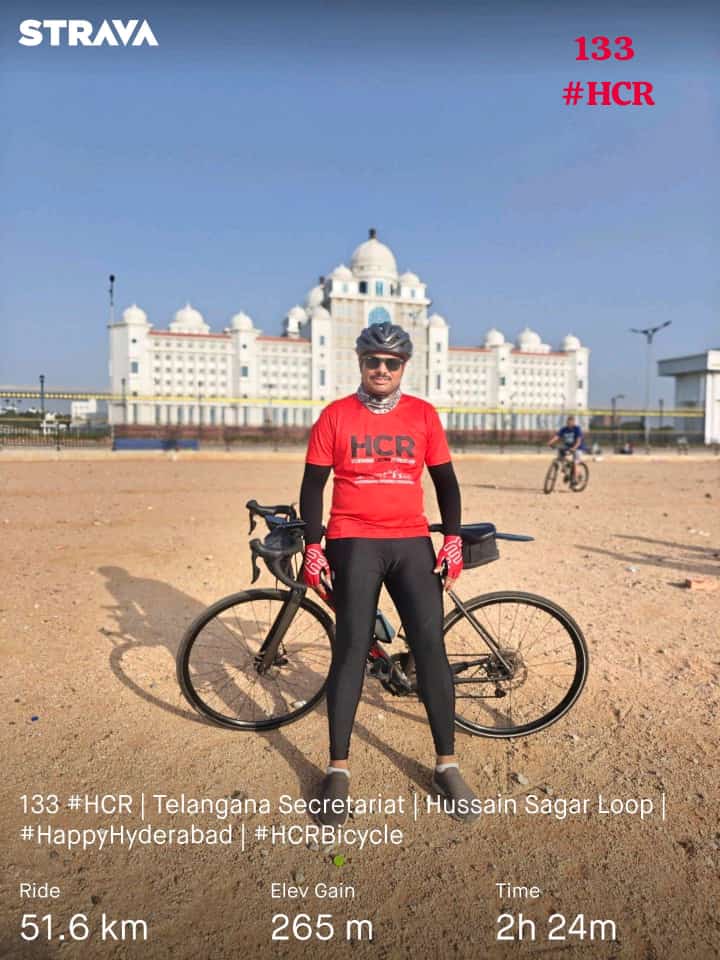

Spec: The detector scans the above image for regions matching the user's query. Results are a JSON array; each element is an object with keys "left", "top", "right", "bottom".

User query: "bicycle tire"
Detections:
[
  {"left": 543, "top": 460, "right": 559, "bottom": 494},
  {"left": 177, "top": 589, "right": 334, "bottom": 731},
  {"left": 571, "top": 462, "right": 589, "bottom": 492},
  {"left": 443, "top": 590, "right": 588, "bottom": 738}
]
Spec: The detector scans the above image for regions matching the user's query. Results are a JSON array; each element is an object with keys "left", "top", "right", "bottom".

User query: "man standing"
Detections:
[
  {"left": 299, "top": 321, "right": 479, "bottom": 825},
  {"left": 548, "top": 415, "right": 584, "bottom": 485}
]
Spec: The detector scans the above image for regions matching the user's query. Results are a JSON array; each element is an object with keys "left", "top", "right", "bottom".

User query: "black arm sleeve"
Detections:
[
  {"left": 299, "top": 464, "right": 331, "bottom": 544},
  {"left": 428, "top": 462, "right": 462, "bottom": 536}
]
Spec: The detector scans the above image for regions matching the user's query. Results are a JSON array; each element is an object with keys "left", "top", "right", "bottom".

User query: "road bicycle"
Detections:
[
  {"left": 176, "top": 500, "right": 589, "bottom": 739},
  {"left": 543, "top": 449, "right": 589, "bottom": 494}
]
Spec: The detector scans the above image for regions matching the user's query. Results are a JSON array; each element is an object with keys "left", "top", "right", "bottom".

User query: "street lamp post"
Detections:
[
  {"left": 39, "top": 374, "right": 45, "bottom": 417},
  {"left": 630, "top": 321, "right": 671, "bottom": 452},
  {"left": 121, "top": 377, "right": 127, "bottom": 425}
]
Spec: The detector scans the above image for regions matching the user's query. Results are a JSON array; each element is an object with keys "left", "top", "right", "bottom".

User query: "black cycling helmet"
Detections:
[{"left": 355, "top": 321, "right": 413, "bottom": 360}]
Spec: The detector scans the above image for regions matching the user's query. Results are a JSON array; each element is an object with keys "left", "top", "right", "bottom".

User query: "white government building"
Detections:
[{"left": 108, "top": 230, "right": 589, "bottom": 430}]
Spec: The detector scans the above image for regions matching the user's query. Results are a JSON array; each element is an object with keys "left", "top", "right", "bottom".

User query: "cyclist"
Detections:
[
  {"left": 548, "top": 415, "right": 584, "bottom": 485},
  {"left": 299, "top": 321, "right": 480, "bottom": 825}
]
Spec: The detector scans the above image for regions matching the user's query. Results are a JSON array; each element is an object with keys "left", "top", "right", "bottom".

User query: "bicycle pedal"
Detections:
[{"left": 366, "top": 659, "right": 390, "bottom": 679}]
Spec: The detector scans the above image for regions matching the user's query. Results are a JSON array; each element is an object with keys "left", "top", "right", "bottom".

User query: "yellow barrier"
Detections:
[{"left": 0, "top": 389, "right": 701, "bottom": 417}]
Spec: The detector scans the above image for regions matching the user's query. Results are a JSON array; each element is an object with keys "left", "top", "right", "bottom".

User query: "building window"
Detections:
[
  {"left": 500, "top": 376, "right": 506, "bottom": 386},
  {"left": 435, "top": 342, "right": 441, "bottom": 353},
  {"left": 319, "top": 335, "right": 326, "bottom": 346},
  {"left": 319, "top": 369, "right": 326, "bottom": 387},
  {"left": 358, "top": 281, "right": 368, "bottom": 294},
  {"left": 578, "top": 379, "right": 584, "bottom": 389},
  {"left": 411, "top": 289, "right": 416, "bottom": 298},
  {"left": 130, "top": 361, "right": 139, "bottom": 374},
  {"left": 375, "top": 281, "right": 384, "bottom": 296},
  {"left": 240, "top": 366, "right": 249, "bottom": 378},
  {"left": 368, "top": 306, "right": 391, "bottom": 326},
  {"left": 436, "top": 374, "right": 442, "bottom": 390}
]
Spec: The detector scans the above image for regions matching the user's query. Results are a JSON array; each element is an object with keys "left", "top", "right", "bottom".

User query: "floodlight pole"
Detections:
[{"left": 629, "top": 322, "right": 671, "bottom": 453}]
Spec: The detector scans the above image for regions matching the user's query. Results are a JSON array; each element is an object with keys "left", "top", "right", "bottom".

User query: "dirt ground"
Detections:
[{"left": 1, "top": 452, "right": 719, "bottom": 960}]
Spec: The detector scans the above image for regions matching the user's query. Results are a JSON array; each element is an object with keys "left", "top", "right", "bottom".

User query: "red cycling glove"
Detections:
[
  {"left": 434, "top": 535, "right": 464, "bottom": 583},
  {"left": 302, "top": 543, "right": 331, "bottom": 599}
]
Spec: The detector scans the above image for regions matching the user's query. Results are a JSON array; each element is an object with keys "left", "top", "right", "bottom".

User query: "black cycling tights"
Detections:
[{"left": 323, "top": 537, "right": 455, "bottom": 760}]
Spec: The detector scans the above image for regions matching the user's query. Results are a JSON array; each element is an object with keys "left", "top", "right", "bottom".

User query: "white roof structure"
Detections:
[
  {"left": 122, "top": 304, "right": 149, "bottom": 325},
  {"left": 231, "top": 311, "right": 253, "bottom": 331},
  {"left": 170, "top": 303, "right": 209, "bottom": 334},
  {"left": 350, "top": 228, "right": 398, "bottom": 280},
  {"left": 516, "top": 327, "right": 542, "bottom": 351},
  {"left": 484, "top": 328, "right": 505, "bottom": 347}
]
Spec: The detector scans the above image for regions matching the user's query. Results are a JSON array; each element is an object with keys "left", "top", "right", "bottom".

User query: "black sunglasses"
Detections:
[{"left": 362, "top": 356, "right": 404, "bottom": 372}]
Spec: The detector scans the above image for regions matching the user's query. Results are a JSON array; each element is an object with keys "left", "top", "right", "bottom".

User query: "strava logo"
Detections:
[
  {"left": 350, "top": 434, "right": 415, "bottom": 460},
  {"left": 18, "top": 19, "right": 159, "bottom": 47}
]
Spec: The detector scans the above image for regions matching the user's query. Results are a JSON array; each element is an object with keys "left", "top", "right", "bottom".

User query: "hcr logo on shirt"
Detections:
[{"left": 350, "top": 435, "right": 416, "bottom": 459}]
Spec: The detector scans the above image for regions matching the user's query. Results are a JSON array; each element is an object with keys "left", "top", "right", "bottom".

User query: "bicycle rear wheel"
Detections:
[
  {"left": 177, "top": 589, "right": 333, "bottom": 730},
  {"left": 444, "top": 591, "right": 588, "bottom": 738},
  {"left": 543, "top": 461, "right": 559, "bottom": 494},
  {"left": 571, "top": 462, "right": 589, "bottom": 492}
]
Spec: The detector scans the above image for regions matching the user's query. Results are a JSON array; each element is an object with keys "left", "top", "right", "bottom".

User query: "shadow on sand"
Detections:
[{"left": 97, "top": 566, "right": 474, "bottom": 796}]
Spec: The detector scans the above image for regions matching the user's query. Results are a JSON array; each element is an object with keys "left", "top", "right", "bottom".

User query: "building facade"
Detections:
[
  {"left": 108, "top": 230, "right": 589, "bottom": 430},
  {"left": 658, "top": 350, "right": 720, "bottom": 444}
]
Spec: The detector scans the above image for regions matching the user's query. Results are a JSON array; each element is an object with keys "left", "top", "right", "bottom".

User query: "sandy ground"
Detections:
[{"left": 1, "top": 453, "right": 719, "bottom": 960}]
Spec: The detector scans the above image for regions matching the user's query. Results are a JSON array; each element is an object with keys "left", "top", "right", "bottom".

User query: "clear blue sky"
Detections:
[{"left": 1, "top": 0, "right": 718, "bottom": 406}]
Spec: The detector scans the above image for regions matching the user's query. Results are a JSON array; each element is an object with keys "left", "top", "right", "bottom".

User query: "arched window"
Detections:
[{"left": 368, "top": 306, "right": 391, "bottom": 326}]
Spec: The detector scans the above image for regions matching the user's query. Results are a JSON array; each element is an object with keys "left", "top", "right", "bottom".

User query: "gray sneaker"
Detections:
[
  {"left": 315, "top": 771, "right": 350, "bottom": 827},
  {"left": 431, "top": 767, "right": 481, "bottom": 823}
]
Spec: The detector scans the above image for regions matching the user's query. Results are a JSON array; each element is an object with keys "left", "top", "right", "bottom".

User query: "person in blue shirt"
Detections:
[{"left": 548, "top": 415, "right": 584, "bottom": 485}]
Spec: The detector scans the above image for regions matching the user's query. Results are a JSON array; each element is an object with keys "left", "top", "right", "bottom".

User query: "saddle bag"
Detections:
[{"left": 460, "top": 523, "right": 499, "bottom": 568}]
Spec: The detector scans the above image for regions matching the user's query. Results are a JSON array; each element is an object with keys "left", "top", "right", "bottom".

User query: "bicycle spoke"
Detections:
[
  {"left": 180, "top": 590, "right": 333, "bottom": 727},
  {"left": 444, "top": 593, "right": 586, "bottom": 736}
]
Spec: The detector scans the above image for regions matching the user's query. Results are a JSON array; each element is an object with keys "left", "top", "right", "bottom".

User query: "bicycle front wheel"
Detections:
[
  {"left": 543, "top": 460, "right": 558, "bottom": 494},
  {"left": 177, "top": 589, "right": 334, "bottom": 730},
  {"left": 444, "top": 591, "right": 588, "bottom": 738},
  {"left": 571, "top": 462, "right": 589, "bottom": 492}
]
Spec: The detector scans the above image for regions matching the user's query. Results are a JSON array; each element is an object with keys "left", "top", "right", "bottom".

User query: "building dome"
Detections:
[
  {"left": 350, "top": 228, "right": 398, "bottom": 280},
  {"left": 428, "top": 313, "right": 447, "bottom": 329},
  {"left": 231, "top": 311, "right": 253, "bottom": 331},
  {"left": 310, "top": 305, "right": 331, "bottom": 323},
  {"left": 305, "top": 285, "right": 325, "bottom": 310},
  {"left": 287, "top": 305, "right": 307, "bottom": 323},
  {"left": 122, "top": 303, "right": 148, "bottom": 325},
  {"left": 400, "top": 271, "right": 420, "bottom": 284},
  {"left": 516, "top": 327, "right": 542, "bottom": 351},
  {"left": 484, "top": 328, "right": 505, "bottom": 347},
  {"left": 331, "top": 264, "right": 353, "bottom": 280},
  {"left": 562, "top": 333, "right": 581, "bottom": 351},
  {"left": 170, "top": 302, "right": 209, "bottom": 333}
]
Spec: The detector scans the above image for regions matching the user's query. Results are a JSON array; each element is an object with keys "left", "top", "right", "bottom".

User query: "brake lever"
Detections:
[{"left": 251, "top": 551, "right": 261, "bottom": 584}]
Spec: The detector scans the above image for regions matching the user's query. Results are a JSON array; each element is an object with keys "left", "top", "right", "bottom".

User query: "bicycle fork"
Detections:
[{"left": 255, "top": 589, "right": 305, "bottom": 674}]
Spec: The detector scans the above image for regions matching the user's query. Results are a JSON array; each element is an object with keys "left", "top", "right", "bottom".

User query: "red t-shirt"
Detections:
[{"left": 305, "top": 393, "right": 451, "bottom": 539}]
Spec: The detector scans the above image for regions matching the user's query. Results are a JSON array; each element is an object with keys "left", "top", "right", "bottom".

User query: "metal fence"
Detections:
[
  {"left": 0, "top": 423, "right": 112, "bottom": 448},
  {"left": 0, "top": 421, "right": 715, "bottom": 453}
]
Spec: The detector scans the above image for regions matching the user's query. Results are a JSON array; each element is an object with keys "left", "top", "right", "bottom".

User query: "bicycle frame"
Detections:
[{"left": 446, "top": 589, "right": 514, "bottom": 675}]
